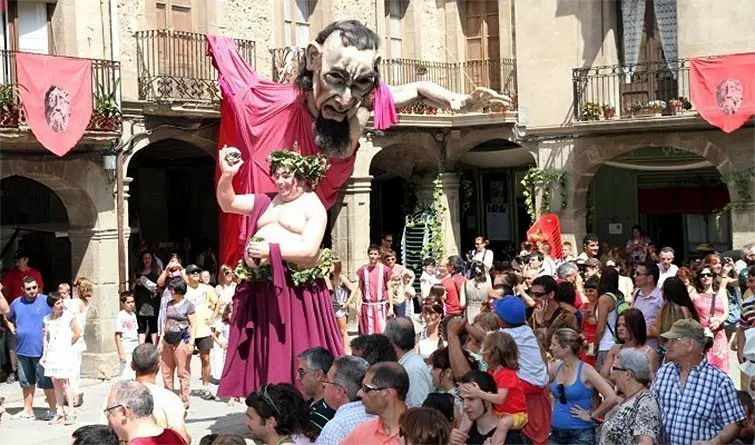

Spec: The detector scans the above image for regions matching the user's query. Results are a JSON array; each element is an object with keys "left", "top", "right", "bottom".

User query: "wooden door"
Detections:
[
  {"left": 620, "top": 0, "right": 677, "bottom": 112},
  {"left": 463, "top": 0, "right": 500, "bottom": 93},
  {"left": 154, "top": 0, "right": 193, "bottom": 94}
]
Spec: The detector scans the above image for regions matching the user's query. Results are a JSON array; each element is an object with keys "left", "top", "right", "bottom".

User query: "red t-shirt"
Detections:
[
  {"left": 489, "top": 367, "right": 527, "bottom": 415},
  {"left": 442, "top": 274, "right": 466, "bottom": 315},
  {"left": 1, "top": 267, "right": 44, "bottom": 303},
  {"left": 129, "top": 429, "right": 186, "bottom": 445}
]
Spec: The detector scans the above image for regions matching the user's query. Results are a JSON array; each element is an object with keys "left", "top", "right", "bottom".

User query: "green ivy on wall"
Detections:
[
  {"left": 521, "top": 167, "right": 568, "bottom": 221},
  {"left": 406, "top": 176, "right": 446, "bottom": 263},
  {"left": 721, "top": 167, "right": 755, "bottom": 213},
  {"left": 460, "top": 175, "right": 474, "bottom": 216}
]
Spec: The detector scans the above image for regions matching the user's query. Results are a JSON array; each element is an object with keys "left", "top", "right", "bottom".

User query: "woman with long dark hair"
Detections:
[
  {"left": 465, "top": 260, "right": 491, "bottom": 323},
  {"left": 648, "top": 276, "right": 699, "bottom": 365},
  {"left": 131, "top": 251, "right": 162, "bottom": 345},
  {"left": 600, "top": 308, "right": 658, "bottom": 377},
  {"left": 593, "top": 267, "right": 620, "bottom": 372}
]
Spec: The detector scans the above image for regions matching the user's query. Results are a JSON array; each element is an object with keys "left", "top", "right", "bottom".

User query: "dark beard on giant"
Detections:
[{"left": 314, "top": 113, "right": 351, "bottom": 158}]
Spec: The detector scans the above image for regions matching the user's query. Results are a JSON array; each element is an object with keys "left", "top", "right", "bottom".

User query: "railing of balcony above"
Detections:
[
  {"left": 270, "top": 48, "right": 518, "bottom": 112},
  {"left": 0, "top": 50, "right": 121, "bottom": 131},
  {"left": 572, "top": 59, "right": 694, "bottom": 121},
  {"left": 135, "top": 30, "right": 256, "bottom": 103}
]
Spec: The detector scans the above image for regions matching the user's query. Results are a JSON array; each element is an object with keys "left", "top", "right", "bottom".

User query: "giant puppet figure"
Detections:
[{"left": 211, "top": 20, "right": 509, "bottom": 396}]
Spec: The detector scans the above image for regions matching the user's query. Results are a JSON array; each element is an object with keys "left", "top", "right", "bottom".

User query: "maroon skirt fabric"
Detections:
[{"left": 217, "top": 243, "right": 344, "bottom": 398}]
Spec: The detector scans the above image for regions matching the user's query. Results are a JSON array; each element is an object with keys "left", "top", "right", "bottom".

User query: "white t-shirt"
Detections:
[
  {"left": 99, "top": 381, "right": 186, "bottom": 431},
  {"left": 472, "top": 249, "right": 494, "bottom": 270},
  {"left": 115, "top": 310, "right": 139, "bottom": 353},
  {"left": 500, "top": 324, "right": 549, "bottom": 387}
]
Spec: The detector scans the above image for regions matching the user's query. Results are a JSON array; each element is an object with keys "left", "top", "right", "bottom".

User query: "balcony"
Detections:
[
  {"left": 0, "top": 50, "right": 121, "bottom": 148},
  {"left": 572, "top": 59, "right": 696, "bottom": 122},
  {"left": 135, "top": 30, "right": 256, "bottom": 111},
  {"left": 270, "top": 48, "right": 518, "bottom": 119}
]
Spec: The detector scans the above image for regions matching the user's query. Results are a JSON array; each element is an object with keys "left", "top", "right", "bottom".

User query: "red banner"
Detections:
[
  {"left": 527, "top": 213, "right": 563, "bottom": 259},
  {"left": 17, "top": 53, "right": 92, "bottom": 157},
  {"left": 690, "top": 53, "right": 755, "bottom": 133}
]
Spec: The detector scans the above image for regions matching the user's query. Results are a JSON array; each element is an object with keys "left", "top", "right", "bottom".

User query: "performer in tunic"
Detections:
[
  {"left": 207, "top": 19, "right": 510, "bottom": 269},
  {"left": 216, "top": 145, "right": 343, "bottom": 397}
]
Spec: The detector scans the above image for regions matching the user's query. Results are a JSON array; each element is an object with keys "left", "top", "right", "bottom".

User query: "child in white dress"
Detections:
[
  {"left": 115, "top": 291, "right": 139, "bottom": 380},
  {"left": 42, "top": 292, "right": 81, "bottom": 425},
  {"left": 210, "top": 305, "right": 232, "bottom": 400}
]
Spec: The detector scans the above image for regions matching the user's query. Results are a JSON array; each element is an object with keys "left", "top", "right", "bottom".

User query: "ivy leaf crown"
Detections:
[{"left": 267, "top": 142, "right": 330, "bottom": 189}]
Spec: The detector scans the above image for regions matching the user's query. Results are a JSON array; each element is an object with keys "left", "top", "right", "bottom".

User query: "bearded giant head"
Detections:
[
  {"left": 296, "top": 20, "right": 380, "bottom": 158},
  {"left": 44, "top": 85, "right": 71, "bottom": 133}
]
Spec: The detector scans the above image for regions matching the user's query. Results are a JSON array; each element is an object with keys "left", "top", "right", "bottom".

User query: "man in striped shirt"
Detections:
[
  {"left": 736, "top": 266, "right": 755, "bottom": 364},
  {"left": 297, "top": 347, "right": 337, "bottom": 437}
]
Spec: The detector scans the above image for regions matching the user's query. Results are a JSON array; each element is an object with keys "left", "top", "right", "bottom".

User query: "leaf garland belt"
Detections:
[{"left": 234, "top": 247, "right": 333, "bottom": 287}]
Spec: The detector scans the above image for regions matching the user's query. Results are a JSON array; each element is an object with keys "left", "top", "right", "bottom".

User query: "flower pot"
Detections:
[
  {"left": 415, "top": 66, "right": 428, "bottom": 76},
  {"left": 0, "top": 106, "right": 20, "bottom": 127},
  {"left": 671, "top": 106, "right": 683, "bottom": 116},
  {"left": 603, "top": 109, "right": 615, "bottom": 120}
]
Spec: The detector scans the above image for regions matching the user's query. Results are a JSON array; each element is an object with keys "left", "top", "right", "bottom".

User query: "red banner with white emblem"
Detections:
[
  {"left": 16, "top": 53, "right": 93, "bottom": 156},
  {"left": 690, "top": 53, "right": 755, "bottom": 133}
]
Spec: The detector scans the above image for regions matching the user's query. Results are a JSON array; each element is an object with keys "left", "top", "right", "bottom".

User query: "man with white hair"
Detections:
[
  {"left": 104, "top": 380, "right": 187, "bottom": 444},
  {"left": 652, "top": 319, "right": 744, "bottom": 444},
  {"left": 316, "top": 355, "right": 374, "bottom": 444},
  {"left": 656, "top": 247, "right": 678, "bottom": 287}
]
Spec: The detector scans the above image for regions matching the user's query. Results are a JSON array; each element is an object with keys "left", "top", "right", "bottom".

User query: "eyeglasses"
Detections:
[
  {"left": 259, "top": 384, "right": 280, "bottom": 415},
  {"left": 323, "top": 379, "right": 343, "bottom": 389},
  {"left": 634, "top": 272, "right": 648, "bottom": 276},
  {"left": 24, "top": 285, "right": 38, "bottom": 291},
  {"left": 224, "top": 271, "right": 233, "bottom": 276},
  {"left": 611, "top": 366, "right": 628, "bottom": 373},
  {"left": 699, "top": 273, "right": 713, "bottom": 278},
  {"left": 556, "top": 383, "right": 567, "bottom": 404},
  {"left": 297, "top": 368, "right": 316, "bottom": 378},
  {"left": 103, "top": 404, "right": 123, "bottom": 415},
  {"left": 361, "top": 383, "right": 393, "bottom": 393},
  {"left": 531, "top": 291, "right": 547, "bottom": 298},
  {"left": 384, "top": 239, "right": 393, "bottom": 243}
]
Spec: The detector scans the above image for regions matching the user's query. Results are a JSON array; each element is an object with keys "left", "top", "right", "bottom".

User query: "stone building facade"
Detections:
[{"left": 2, "top": 0, "right": 753, "bottom": 377}]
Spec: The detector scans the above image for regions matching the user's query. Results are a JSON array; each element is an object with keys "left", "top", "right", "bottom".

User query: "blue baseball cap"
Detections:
[{"left": 493, "top": 296, "right": 526, "bottom": 325}]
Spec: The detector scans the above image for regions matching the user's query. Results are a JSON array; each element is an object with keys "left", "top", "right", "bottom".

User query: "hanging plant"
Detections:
[
  {"left": 460, "top": 176, "right": 474, "bottom": 216},
  {"left": 720, "top": 167, "right": 755, "bottom": 214},
  {"left": 521, "top": 167, "right": 568, "bottom": 221},
  {"left": 406, "top": 175, "right": 446, "bottom": 263}
]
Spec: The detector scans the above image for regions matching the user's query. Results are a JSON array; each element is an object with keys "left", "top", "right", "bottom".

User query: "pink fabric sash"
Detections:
[{"left": 373, "top": 83, "right": 398, "bottom": 130}]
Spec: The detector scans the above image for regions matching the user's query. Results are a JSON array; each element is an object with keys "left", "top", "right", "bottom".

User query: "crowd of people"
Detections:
[{"left": 2, "top": 234, "right": 755, "bottom": 444}]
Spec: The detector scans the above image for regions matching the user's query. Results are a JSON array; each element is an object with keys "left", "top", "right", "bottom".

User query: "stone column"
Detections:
[
  {"left": 330, "top": 176, "right": 373, "bottom": 279},
  {"left": 731, "top": 204, "right": 755, "bottom": 250},
  {"left": 557, "top": 209, "right": 588, "bottom": 254},
  {"left": 417, "top": 172, "right": 461, "bottom": 257},
  {"left": 69, "top": 227, "right": 121, "bottom": 379}
]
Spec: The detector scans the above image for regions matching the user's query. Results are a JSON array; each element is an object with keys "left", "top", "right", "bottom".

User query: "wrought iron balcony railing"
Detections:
[
  {"left": 572, "top": 59, "right": 694, "bottom": 121},
  {"left": 136, "top": 30, "right": 256, "bottom": 103},
  {"left": 0, "top": 50, "right": 121, "bottom": 131},
  {"left": 270, "top": 48, "right": 518, "bottom": 112}
]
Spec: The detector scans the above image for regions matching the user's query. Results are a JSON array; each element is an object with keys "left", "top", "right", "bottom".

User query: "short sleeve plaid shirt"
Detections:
[{"left": 651, "top": 357, "right": 745, "bottom": 444}]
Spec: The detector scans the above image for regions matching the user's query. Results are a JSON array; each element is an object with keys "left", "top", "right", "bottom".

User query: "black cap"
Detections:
[{"left": 185, "top": 264, "right": 202, "bottom": 274}]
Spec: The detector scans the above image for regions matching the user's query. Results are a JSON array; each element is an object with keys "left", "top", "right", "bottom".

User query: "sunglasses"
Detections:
[
  {"left": 361, "top": 383, "right": 393, "bottom": 393},
  {"left": 531, "top": 291, "right": 547, "bottom": 298},
  {"left": 556, "top": 383, "right": 567, "bottom": 404},
  {"left": 25, "top": 285, "right": 38, "bottom": 291},
  {"left": 699, "top": 273, "right": 713, "bottom": 278},
  {"left": 611, "top": 366, "right": 628, "bottom": 373},
  {"left": 259, "top": 384, "right": 280, "bottom": 415}
]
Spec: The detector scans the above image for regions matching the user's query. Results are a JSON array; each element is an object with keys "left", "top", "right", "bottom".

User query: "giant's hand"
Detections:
[
  {"left": 455, "top": 87, "right": 512, "bottom": 113},
  {"left": 219, "top": 145, "right": 244, "bottom": 177}
]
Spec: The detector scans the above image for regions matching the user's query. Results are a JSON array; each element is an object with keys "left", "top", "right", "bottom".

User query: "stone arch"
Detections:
[
  {"left": 124, "top": 125, "right": 217, "bottom": 170},
  {"left": 0, "top": 161, "right": 98, "bottom": 230},
  {"left": 355, "top": 132, "right": 440, "bottom": 177},
  {"left": 563, "top": 132, "right": 733, "bottom": 213}
]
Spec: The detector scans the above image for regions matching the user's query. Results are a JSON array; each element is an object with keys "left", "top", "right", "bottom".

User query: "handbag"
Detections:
[{"left": 163, "top": 329, "right": 185, "bottom": 345}]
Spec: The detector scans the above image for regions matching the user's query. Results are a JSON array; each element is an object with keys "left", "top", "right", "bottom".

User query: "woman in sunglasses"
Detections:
[
  {"left": 548, "top": 328, "right": 618, "bottom": 445},
  {"left": 692, "top": 266, "right": 734, "bottom": 372},
  {"left": 574, "top": 348, "right": 662, "bottom": 445}
]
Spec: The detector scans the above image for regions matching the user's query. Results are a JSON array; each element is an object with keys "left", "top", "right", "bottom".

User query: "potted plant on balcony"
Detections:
[
  {"left": 669, "top": 98, "right": 684, "bottom": 115},
  {"left": 0, "top": 84, "right": 21, "bottom": 128},
  {"left": 602, "top": 103, "right": 616, "bottom": 120},
  {"left": 580, "top": 101, "right": 602, "bottom": 121},
  {"left": 90, "top": 80, "right": 121, "bottom": 131},
  {"left": 631, "top": 101, "right": 646, "bottom": 117},
  {"left": 415, "top": 61, "right": 428, "bottom": 76},
  {"left": 647, "top": 100, "right": 666, "bottom": 117}
]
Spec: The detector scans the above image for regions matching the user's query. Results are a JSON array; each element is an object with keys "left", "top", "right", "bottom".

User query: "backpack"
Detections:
[{"left": 606, "top": 291, "right": 630, "bottom": 316}]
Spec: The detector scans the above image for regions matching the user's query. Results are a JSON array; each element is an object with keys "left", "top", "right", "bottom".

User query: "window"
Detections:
[
  {"left": 283, "top": 0, "right": 312, "bottom": 47},
  {"left": 386, "top": 0, "right": 403, "bottom": 58},
  {"left": 685, "top": 213, "right": 731, "bottom": 254},
  {"left": 463, "top": 0, "right": 499, "bottom": 61},
  {"left": 155, "top": 0, "right": 192, "bottom": 31},
  {"left": 8, "top": 1, "right": 53, "bottom": 54}
]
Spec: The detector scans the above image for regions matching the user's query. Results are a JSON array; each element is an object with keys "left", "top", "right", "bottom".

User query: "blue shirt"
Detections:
[
  {"left": 315, "top": 401, "right": 374, "bottom": 445},
  {"left": 8, "top": 294, "right": 51, "bottom": 357},
  {"left": 652, "top": 358, "right": 744, "bottom": 444},
  {"left": 398, "top": 349, "right": 434, "bottom": 407}
]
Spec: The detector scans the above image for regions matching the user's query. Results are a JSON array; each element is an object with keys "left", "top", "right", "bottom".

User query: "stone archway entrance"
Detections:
[
  {"left": 1, "top": 176, "right": 72, "bottom": 289},
  {"left": 126, "top": 138, "right": 218, "bottom": 273}
]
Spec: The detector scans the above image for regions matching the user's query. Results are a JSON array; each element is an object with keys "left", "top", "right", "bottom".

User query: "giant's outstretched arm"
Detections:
[{"left": 388, "top": 82, "right": 511, "bottom": 112}]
